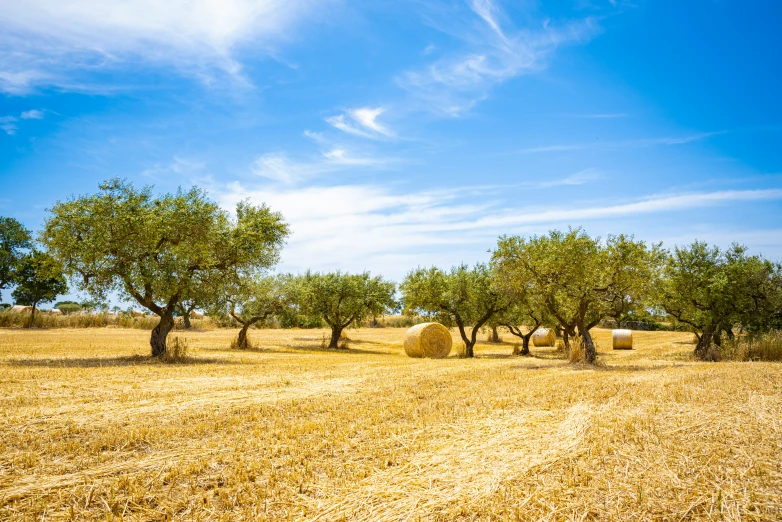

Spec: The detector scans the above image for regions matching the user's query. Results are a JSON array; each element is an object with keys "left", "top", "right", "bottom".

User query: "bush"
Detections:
[
  {"left": 720, "top": 331, "right": 782, "bottom": 362},
  {"left": 568, "top": 335, "right": 585, "bottom": 364},
  {"left": 161, "top": 336, "right": 190, "bottom": 363}
]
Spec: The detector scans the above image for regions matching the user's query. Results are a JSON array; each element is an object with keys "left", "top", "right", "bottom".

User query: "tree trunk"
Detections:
[
  {"left": 150, "top": 311, "right": 175, "bottom": 357},
  {"left": 329, "top": 326, "right": 343, "bottom": 349},
  {"left": 455, "top": 322, "right": 474, "bottom": 358},
  {"left": 521, "top": 335, "right": 531, "bottom": 356},
  {"left": 582, "top": 328, "right": 596, "bottom": 364},
  {"left": 237, "top": 323, "right": 251, "bottom": 349},
  {"left": 26, "top": 302, "right": 38, "bottom": 328},
  {"left": 576, "top": 323, "right": 596, "bottom": 364},
  {"left": 182, "top": 311, "right": 192, "bottom": 329},
  {"left": 695, "top": 325, "right": 716, "bottom": 360},
  {"left": 490, "top": 326, "right": 500, "bottom": 343}
]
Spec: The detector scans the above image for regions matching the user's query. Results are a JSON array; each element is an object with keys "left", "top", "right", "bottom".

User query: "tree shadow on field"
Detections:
[
  {"left": 4, "top": 355, "right": 236, "bottom": 368},
  {"left": 596, "top": 363, "right": 688, "bottom": 372},
  {"left": 203, "top": 344, "right": 391, "bottom": 356},
  {"left": 291, "top": 336, "right": 383, "bottom": 346}
]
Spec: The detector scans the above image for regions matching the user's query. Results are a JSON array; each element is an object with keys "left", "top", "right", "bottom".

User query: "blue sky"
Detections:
[{"left": 1, "top": 0, "right": 781, "bottom": 301}]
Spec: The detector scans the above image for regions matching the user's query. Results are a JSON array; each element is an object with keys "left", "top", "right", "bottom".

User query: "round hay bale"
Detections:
[
  {"left": 532, "top": 328, "right": 556, "bottom": 347},
  {"left": 404, "top": 322, "right": 452, "bottom": 358},
  {"left": 612, "top": 329, "right": 633, "bottom": 350}
]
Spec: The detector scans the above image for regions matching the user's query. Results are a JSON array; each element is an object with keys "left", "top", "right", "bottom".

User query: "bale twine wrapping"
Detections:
[
  {"left": 532, "top": 328, "right": 556, "bottom": 347},
  {"left": 404, "top": 322, "right": 452, "bottom": 359},
  {"left": 612, "top": 329, "right": 633, "bottom": 350}
]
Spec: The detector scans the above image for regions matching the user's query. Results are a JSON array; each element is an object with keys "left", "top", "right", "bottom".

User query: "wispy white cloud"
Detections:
[
  {"left": 251, "top": 148, "right": 395, "bottom": 184},
  {"left": 216, "top": 175, "right": 782, "bottom": 279},
  {"left": 325, "top": 107, "right": 394, "bottom": 139},
  {"left": 537, "top": 168, "right": 603, "bottom": 187},
  {"left": 0, "top": 109, "right": 47, "bottom": 134},
  {"left": 0, "top": 0, "right": 334, "bottom": 93},
  {"left": 397, "top": 0, "right": 602, "bottom": 116},
  {"left": 514, "top": 131, "right": 723, "bottom": 154},
  {"left": 468, "top": 189, "right": 782, "bottom": 229},
  {"left": 0, "top": 116, "right": 18, "bottom": 136},
  {"left": 20, "top": 109, "right": 45, "bottom": 119},
  {"left": 140, "top": 156, "right": 206, "bottom": 180}
]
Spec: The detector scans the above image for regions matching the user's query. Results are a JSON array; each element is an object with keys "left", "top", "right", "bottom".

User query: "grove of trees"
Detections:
[{"left": 1, "top": 178, "right": 780, "bottom": 362}]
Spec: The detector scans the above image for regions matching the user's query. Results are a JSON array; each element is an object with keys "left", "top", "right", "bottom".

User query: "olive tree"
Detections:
[
  {"left": 292, "top": 271, "right": 396, "bottom": 349},
  {"left": 401, "top": 264, "right": 512, "bottom": 358},
  {"left": 494, "top": 295, "right": 553, "bottom": 356},
  {"left": 493, "top": 229, "right": 661, "bottom": 364},
  {"left": 656, "top": 241, "right": 780, "bottom": 359},
  {"left": 12, "top": 250, "right": 68, "bottom": 327},
  {"left": 0, "top": 216, "right": 33, "bottom": 300},
  {"left": 41, "top": 179, "right": 289, "bottom": 356},
  {"left": 217, "top": 275, "right": 290, "bottom": 349}
]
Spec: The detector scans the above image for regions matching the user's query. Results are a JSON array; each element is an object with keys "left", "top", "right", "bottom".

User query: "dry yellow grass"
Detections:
[{"left": 0, "top": 326, "right": 781, "bottom": 520}]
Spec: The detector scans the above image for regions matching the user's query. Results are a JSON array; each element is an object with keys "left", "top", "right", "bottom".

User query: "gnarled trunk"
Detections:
[
  {"left": 521, "top": 334, "right": 531, "bottom": 356},
  {"left": 583, "top": 329, "right": 596, "bottom": 364},
  {"left": 150, "top": 311, "right": 175, "bottom": 357},
  {"left": 182, "top": 312, "right": 192, "bottom": 329},
  {"left": 695, "top": 325, "right": 716, "bottom": 360},
  {"left": 454, "top": 320, "right": 475, "bottom": 357},
  {"left": 237, "top": 323, "right": 251, "bottom": 349},
  {"left": 329, "top": 325, "right": 343, "bottom": 349},
  {"left": 576, "top": 322, "right": 596, "bottom": 364},
  {"left": 489, "top": 326, "right": 500, "bottom": 343}
]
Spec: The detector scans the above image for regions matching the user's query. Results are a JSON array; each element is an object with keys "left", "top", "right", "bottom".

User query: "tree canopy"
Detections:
[
  {"left": 215, "top": 275, "right": 292, "bottom": 349},
  {"left": 401, "top": 263, "right": 511, "bottom": 357},
  {"left": 12, "top": 250, "right": 68, "bottom": 327},
  {"left": 41, "top": 179, "right": 289, "bottom": 356},
  {"left": 292, "top": 271, "right": 396, "bottom": 349},
  {"left": 493, "top": 229, "right": 662, "bottom": 363},
  {"left": 0, "top": 216, "right": 33, "bottom": 301},
  {"left": 656, "top": 241, "right": 782, "bottom": 359}
]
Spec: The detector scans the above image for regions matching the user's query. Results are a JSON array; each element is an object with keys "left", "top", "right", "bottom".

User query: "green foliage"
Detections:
[
  {"left": 656, "top": 241, "right": 782, "bottom": 359},
  {"left": 79, "top": 299, "right": 107, "bottom": 312},
  {"left": 0, "top": 216, "right": 33, "bottom": 300},
  {"left": 55, "top": 301, "right": 82, "bottom": 315},
  {"left": 211, "top": 274, "right": 292, "bottom": 349},
  {"left": 291, "top": 271, "right": 396, "bottom": 348},
  {"left": 41, "top": 178, "right": 289, "bottom": 355},
  {"left": 493, "top": 229, "right": 662, "bottom": 363},
  {"left": 11, "top": 250, "right": 68, "bottom": 327},
  {"left": 401, "top": 263, "right": 511, "bottom": 357}
]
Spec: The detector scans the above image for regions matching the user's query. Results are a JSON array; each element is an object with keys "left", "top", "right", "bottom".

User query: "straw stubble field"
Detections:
[{"left": 0, "top": 327, "right": 780, "bottom": 521}]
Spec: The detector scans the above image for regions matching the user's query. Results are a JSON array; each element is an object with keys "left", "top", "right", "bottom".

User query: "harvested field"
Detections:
[{"left": 0, "top": 327, "right": 780, "bottom": 520}]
